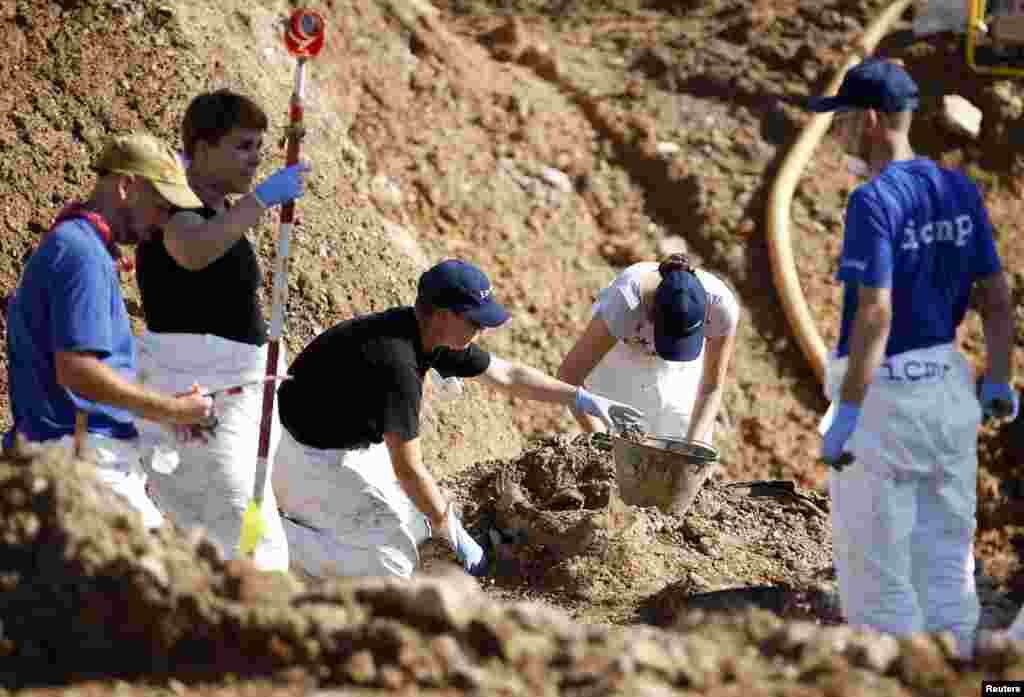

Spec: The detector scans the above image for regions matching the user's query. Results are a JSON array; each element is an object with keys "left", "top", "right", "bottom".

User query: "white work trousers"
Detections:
[
  {"left": 135, "top": 331, "right": 289, "bottom": 572},
  {"left": 826, "top": 343, "right": 981, "bottom": 657},
  {"left": 1005, "top": 604, "right": 1024, "bottom": 642},
  {"left": 46, "top": 432, "right": 164, "bottom": 529},
  {"left": 273, "top": 429, "right": 431, "bottom": 579},
  {"left": 585, "top": 339, "right": 707, "bottom": 441}
]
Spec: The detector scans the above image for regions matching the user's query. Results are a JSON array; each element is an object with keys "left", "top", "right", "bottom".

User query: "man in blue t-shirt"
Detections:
[
  {"left": 5, "top": 133, "right": 214, "bottom": 527},
  {"left": 806, "top": 59, "right": 1016, "bottom": 657}
]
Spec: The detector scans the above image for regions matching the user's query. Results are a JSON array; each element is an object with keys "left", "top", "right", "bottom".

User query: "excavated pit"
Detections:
[
  {"left": 446, "top": 434, "right": 837, "bottom": 616},
  {"left": 444, "top": 434, "right": 1022, "bottom": 635}
]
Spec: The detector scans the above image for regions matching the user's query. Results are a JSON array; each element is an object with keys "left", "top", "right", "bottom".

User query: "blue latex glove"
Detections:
[
  {"left": 981, "top": 380, "right": 1020, "bottom": 421},
  {"left": 443, "top": 506, "right": 487, "bottom": 577},
  {"left": 821, "top": 401, "right": 861, "bottom": 465},
  {"left": 253, "top": 162, "right": 310, "bottom": 208},
  {"left": 575, "top": 387, "right": 646, "bottom": 433}
]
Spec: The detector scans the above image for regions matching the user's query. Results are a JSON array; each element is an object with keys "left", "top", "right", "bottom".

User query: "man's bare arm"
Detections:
[
  {"left": 383, "top": 432, "right": 448, "bottom": 532},
  {"left": 479, "top": 356, "right": 579, "bottom": 406},
  {"left": 161, "top": 195, "right": 266, "bottom": 271},
  {"left": 973, "top": 270, "right": 1014, "bottom": 383},
  {"left": 839, "top": 285, "right": 893, "bottom": 405},
  {"left": 55, "top": 351, "right": 211, "bottom": 425}
]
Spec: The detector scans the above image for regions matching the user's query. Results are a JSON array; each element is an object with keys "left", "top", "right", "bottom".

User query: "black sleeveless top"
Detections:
[{"left": 136, "top": 206, "right": 267, "bottom": 345}]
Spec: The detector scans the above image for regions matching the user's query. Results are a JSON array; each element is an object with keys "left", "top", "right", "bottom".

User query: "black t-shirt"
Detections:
[
  {"left": 278, "top": 307, "right": 491, "bottom": 449},
  {"left": 136, "top": 205, "right": 267, "bottom": 345}
]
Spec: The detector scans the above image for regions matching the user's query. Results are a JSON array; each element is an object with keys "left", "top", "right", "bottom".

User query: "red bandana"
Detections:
[{"left": 49, "top": 202, "right": 135, "bottom": 274}]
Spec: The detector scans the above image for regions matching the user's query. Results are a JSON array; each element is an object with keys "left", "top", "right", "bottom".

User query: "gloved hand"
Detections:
[
  {"left": 980, "top": 379, "right": 1020, "bottom": 421},
  {"left": 575, "top": 387, "right": 646, "bottom": 433},
  {"left": 442, "top": 505, "right": 487, "bottom": 577},
  {"left": 253, "top": 161, "right": 311, "bottom": 208},
  {"left": 821, "top": 401, "right": 861, "bottom": 465}
]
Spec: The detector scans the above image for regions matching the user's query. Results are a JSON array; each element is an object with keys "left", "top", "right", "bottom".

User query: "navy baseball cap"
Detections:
[
  {"left": 417, "top": 259, "right": 511, "bottom": 328},
  {"left": 805, "top": 59, "right": 919, "bottom": 113},
  {"left": 654, "top": 270, "right": 707, "bottom": 362}
]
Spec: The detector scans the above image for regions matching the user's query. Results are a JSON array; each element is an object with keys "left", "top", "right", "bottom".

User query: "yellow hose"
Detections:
[{"left": 765, "top": 0, "right": 914, "bottom": 387}]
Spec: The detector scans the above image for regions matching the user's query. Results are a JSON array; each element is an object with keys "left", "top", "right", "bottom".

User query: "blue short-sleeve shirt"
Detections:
[
  {"left": 836, "top": 159, "right": 1002, "bottom": 358},
  {"left": 5, "top": 219, "right": 138, "bottom": 446}
]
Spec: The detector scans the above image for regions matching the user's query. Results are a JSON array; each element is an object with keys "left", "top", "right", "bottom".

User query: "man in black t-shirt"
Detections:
[{"left": 274, "top": 259, "right": 645, "bottom": 579}]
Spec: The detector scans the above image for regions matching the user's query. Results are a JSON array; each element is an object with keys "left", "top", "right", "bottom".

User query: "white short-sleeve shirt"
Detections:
[{"left": 595, "top": 262, "right": 739, "bottom": 357}]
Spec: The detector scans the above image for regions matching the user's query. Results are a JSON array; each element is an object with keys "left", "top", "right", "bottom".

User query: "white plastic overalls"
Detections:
[
  {"left": 273, "top": 429, "right": 431, "bottom": 579},
  {"left": 1005, "top": 603, "right": 1024, "bottom": 642},
  {"left": 824, "top": 342, "right": 981, "bottom": 657},
  {"left": 45, "top": 432, "right": 165, "bottom": 529},
  {"left": 585, "top": 338, "right": 706, "bottom": 441},
  {"left": 135, "top": 331, "right": 289, "bottom": 571}
]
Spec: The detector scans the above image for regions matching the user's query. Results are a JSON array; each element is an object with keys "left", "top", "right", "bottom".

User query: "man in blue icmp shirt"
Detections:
[{"left": 806, "top": 59, "right": 1017, "bottom": 657}]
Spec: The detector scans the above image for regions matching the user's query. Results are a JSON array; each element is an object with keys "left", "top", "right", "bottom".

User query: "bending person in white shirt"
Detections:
[{"left": 557, "top": 253, "right": 740, "bottom": 511}]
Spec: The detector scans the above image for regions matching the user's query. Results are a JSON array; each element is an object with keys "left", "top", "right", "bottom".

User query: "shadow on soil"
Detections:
[{"left": 638, "top": 584, "right": 844, "bottom": 628}]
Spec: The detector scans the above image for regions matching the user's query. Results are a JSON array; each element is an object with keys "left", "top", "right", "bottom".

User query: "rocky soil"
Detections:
[
  {"left": 433, "top": 434, "right": 1018, "bottom": 630},
  {"left": 431, "top": 434, "right": 839, "bottom": 625},
  {"left": 0, "top": 0, "right": 1022, "bottom": 694},
  {"left": 1, "top": 441, "right": 1023, "bottom": 697}
]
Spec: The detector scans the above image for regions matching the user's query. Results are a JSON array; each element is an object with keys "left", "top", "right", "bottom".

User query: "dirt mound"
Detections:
[
  {"left": 442, "top": 436, "right": 1020, "bottom": 633},
  {"left": 444, "top": 435, "right": 835, "bottom": 618},
  {"left": 3, "top": 444, "right": 1024, "bottom": 696}
]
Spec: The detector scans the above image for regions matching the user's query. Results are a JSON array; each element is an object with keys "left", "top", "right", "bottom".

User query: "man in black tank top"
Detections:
[
  {"left": 137, "top": 90, "right": 309, "bottom": 337},
  {"left": 133, "top": 91, "right": 311, "bottom": 572},
  {"left": 137, "top": 204, "right": 266, "bottom": 345}
]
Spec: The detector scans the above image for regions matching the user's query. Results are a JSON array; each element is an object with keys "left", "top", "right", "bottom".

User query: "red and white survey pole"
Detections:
[{"left": 239, "top": 8, "right": 326, "bottom": 558}]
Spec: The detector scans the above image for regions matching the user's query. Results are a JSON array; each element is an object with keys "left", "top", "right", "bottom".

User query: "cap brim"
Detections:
[
  {"left": 463, "top": 300, "right": 511, "bottom": 328},
  {"left": 152, "top": 180, "right": 203, "bottom": 210},
  {"left": 654, "top": 325, "right": 705, "bottom": 362}
]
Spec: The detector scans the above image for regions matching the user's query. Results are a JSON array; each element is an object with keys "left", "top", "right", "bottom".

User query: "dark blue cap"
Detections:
[
  {"left": 805, "top": 59, "right": 919, "bottom": 113},
  {"left": 654, "top": 270, "right": 707, "bottom": 362},
  {"left": 417, "top": 259, "right": 511, "bottom": 328}
]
